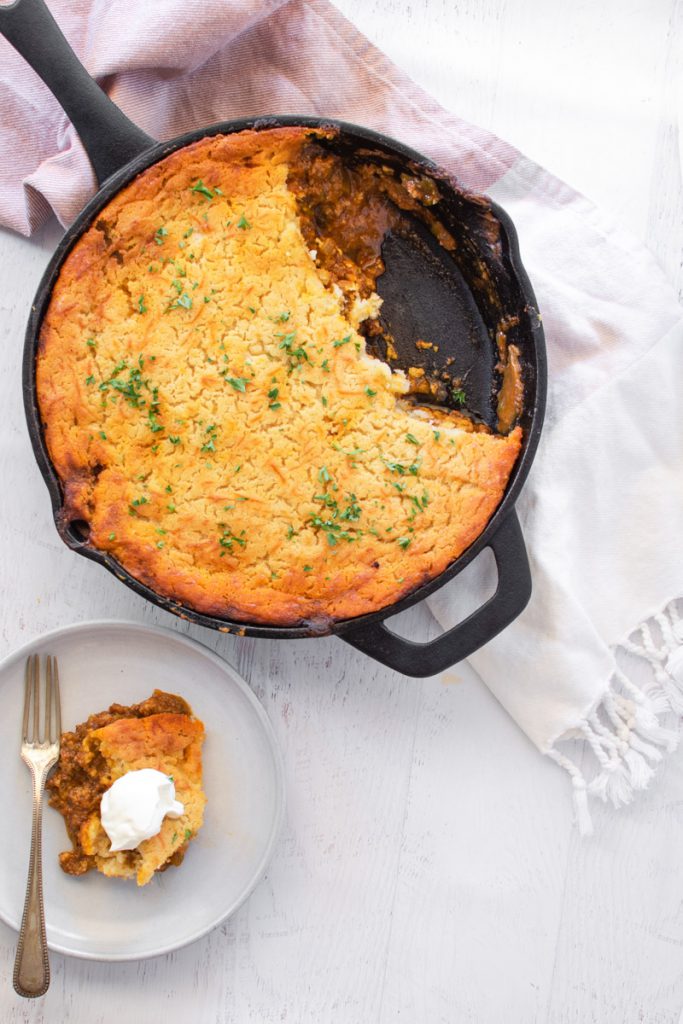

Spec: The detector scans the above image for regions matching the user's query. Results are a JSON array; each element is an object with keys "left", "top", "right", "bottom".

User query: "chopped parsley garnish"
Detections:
[
  {"left": 218, "top": 524, "right": 247, "bottom": 555},
  {"left": 190, "top": 179, "right": 219, "bottom": 201},
  {"left": 168, "top": 292, "right": 192, "bottom": 311},
  {"left": 383, "top": 457, "right": 422, "bottom": 477},
  {"left": 236, "top": 214, "right": 251, "bottom": 229},
  {"left": 307, "top": 473, "right": 362, "bottom": 545},
  {"left": 278, "top": 331, "right": 312, "bottom": 372},
  {"left": 137, "top": 295, "right": 147, "bottom": 314},
  {"left": 201, "top": 423, "right": 218, "bottom": 452},
  {"left": 148, "top": 411, "right": 163, "bottom": 433}
]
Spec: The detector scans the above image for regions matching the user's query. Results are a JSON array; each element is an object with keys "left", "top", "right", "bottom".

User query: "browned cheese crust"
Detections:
[
  {"left": 37, "top": 126, "right": 522, "bottom": 626},
  {"left": 47, "top": 690, "right": 206, "bottom": 886}
]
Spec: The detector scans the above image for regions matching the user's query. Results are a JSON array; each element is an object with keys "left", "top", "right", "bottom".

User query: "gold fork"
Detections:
[{"left": 13, "top": 654, "right": 61, "bottom": 999}]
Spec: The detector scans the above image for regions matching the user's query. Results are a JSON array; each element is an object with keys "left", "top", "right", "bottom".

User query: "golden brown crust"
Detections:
[
  {"left": 47, "top": 690, "right": 206, "bottom": 886},
  {"left": 37, "top": 126, "right": 522, "bottom": 626}
]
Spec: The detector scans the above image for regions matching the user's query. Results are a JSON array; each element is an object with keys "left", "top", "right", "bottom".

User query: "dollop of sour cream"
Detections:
[{"left": 100, "top": 768, "right": 184, "bottom": 852}]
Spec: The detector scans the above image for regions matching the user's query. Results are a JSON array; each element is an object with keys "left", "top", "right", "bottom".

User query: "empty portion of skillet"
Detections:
[{"left": 288, "top": 130, "right": 534, "bottom": 437}]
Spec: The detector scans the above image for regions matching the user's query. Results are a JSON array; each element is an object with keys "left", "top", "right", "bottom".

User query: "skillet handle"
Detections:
[
  {"left": 0, "top": 0, "right": 154, "bottom": 185},
  {"left": 339, "top": 510, "right": 531, "bottom": 677}
]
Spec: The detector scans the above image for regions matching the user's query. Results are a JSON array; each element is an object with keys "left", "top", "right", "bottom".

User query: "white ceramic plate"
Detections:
[{"left": 0, "top": 620, "right": 284, "bottom": 961}]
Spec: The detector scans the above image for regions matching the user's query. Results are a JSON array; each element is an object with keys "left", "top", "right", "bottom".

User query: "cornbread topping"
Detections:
[
  {"left": 37, "top": 126, "right": 522, "bottom": 627},
  {"left": 47, "top": 690, "right": 205, "bottom": 886}
]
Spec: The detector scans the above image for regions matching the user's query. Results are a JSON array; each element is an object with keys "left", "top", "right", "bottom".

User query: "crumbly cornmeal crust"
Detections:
[
  {"left": 47, "top": 691, "right": 206, "bottom": 886},
  {"left": 37, "top": 126, "right": 522, "bottom": 626}
]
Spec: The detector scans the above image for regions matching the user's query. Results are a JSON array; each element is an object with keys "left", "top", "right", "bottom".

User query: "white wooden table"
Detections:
[{"left": 1, "top": 1, "right": 682, "bottom": 1021}]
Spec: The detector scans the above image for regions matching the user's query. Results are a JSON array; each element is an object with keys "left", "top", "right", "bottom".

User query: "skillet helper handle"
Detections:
[
  {"left": 0, "top": 0, "right": 154, "bottom": 185},
  {"left": 340, "top": 510, "right": 531, "bottom": 677}
]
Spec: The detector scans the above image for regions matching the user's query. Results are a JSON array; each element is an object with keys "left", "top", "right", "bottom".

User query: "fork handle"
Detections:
[{"left": 13, "top": 768, "right": 50, "bottom": 998}]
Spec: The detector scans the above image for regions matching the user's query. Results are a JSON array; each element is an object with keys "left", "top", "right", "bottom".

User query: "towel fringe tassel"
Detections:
[{"left": 547, "top": 599, "right": 682, "bottom": 835}]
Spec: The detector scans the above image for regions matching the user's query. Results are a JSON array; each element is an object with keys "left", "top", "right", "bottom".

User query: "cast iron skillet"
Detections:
[{"left": 1, "top": 0, "right": 546, "bottom": 677}]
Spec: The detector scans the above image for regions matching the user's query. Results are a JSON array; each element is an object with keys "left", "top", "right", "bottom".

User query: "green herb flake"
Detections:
[
  {"left": 148, "top": 411, "right": 164, "bottom": 434},
  {"left": 218, "top": 524, "right": 247, "bottom": 555},
  {"left": 190, "top": 179, "right": 218, "bottom": 201},
  {"left": 277, "top": 330, "right": 312, "bottom": 372}
]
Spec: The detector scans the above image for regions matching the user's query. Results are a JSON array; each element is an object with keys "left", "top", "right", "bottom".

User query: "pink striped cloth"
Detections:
[{"left": 1, "top": 0, "right": 682, "bottom": 830}]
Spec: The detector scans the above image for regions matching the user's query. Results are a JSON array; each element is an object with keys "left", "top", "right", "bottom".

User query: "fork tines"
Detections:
[{"left": 22, "top": 655, "right": 61, "bottom": 746}]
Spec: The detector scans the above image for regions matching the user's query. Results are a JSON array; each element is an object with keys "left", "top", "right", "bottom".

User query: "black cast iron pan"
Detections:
[{"left": 1, "top": 0, "right": 546, "bottom": 677}]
